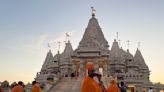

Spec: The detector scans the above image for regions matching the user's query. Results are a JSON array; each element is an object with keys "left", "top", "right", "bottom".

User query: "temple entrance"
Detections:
[
  {"left": 127, "top": 84, "right": 136, "bottom": 92},
  {"left": 71, "top": 58, "right": 108, "bottom": 77},
  {"left": 71, "top": 60, "right": 80, "bottom": 77}
]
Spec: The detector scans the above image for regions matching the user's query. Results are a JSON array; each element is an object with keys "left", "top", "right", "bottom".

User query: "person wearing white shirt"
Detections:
[{"left": 148, "top": 87, "right": 153, "bottom": 92}]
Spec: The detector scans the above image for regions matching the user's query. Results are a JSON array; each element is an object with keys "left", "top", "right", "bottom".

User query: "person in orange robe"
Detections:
[
  {"left": 11, "top": 83, "right": 17, "bottom": 92},
  {"left": 81, "top": 63, "right": 103, "bottom": 92},
  {"left": 106, "top": 79, "right": 120, "bottom": 92},
  {"left": 12, "top": 81, "right": 24, "bottom": 92},
  {"left": 32, "top": 81, "right": 42, "bottom": 92},
  {"left": 0, "top": 85, "right": 4, "bottom": 92}
]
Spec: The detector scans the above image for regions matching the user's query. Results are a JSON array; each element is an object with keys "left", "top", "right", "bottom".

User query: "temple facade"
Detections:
[{"left": 35, "top": 10, "right": 164, "bottom": 92}]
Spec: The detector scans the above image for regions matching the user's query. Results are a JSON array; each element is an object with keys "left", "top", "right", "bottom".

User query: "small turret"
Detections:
[
  {"left": 109, "top": 39, "right": 126, "bottom": 77},
  {"left": 41, "top": 50, "right": 54, "bottom": 72},
  {"left": 60, "top": 41, "right": 74, "bottom": 77},
  {"left": 134, "top": 48, "right": 150, "bottom": 83},
  {"left": 110, "top": 39, "right": 121, "bottom": 57},
  {"left": 126, "top": 49, "right": 139, "bottom": 73}
]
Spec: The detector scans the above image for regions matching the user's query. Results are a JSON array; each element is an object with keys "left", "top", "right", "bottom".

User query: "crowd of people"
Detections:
[
  {"left": 0, "top": 81, "right": 42, "bottom": 92},
  {"left": 81, "top": 62, "right": 127, "bottom": 92}
]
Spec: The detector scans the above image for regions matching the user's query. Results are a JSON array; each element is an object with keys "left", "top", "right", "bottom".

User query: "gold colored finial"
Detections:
[{"left": 91, "top": 7, "right": 96, "bottom": 17}]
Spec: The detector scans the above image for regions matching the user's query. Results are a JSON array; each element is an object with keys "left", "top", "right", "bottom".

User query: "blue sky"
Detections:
[{"left": 0, "top": 0, "right": 164, "bottom": 84}]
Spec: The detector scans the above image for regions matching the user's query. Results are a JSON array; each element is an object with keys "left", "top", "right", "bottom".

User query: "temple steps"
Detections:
[{"left": 49, "top": 77, "right": 82, "bottom": 92}]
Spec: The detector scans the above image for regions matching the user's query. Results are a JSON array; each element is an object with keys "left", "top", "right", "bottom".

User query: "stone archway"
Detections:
[
  {"left": 71, "top": 58, "right": 109, "bottom": 77},
  {"left": 72, "top": 59, "right": 80, "bottom": 77}
]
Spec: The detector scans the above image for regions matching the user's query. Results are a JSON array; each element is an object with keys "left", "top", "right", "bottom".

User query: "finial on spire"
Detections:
[
  {"left": 138, "top": 42, "right": 140, "bottom": 50},
  {"left": 118, "top": 39, "right": 121, "bottom": 46},
  {"left": 127, "top": 40, "right": 130, "bottom": 50},
  {"left": 91, "top": 7, "right": 96, "bottom": 17},
  {"left": 65, "top": 32, "right": 70, "bottom": 43},
  {"left": 116, "top": 32, "right": 119, "bottom": 41},
  {"left": 48, "top": 43, "right": 50, "bottom": 50},
  {"left": 57, "top": 41, "right": 61, "bottom": 53}
]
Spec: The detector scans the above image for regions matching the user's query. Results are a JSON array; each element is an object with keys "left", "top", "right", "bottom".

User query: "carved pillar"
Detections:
[
  {"left": 80, "top": 60, "right": 84, "bottom": 77},
  {"left": 94, "top": 60, "right": 99, "bottom": 73},
  {"left": 72, "top": 62, "right": 76, "bottom": 72},
  {"left": 103, "top": 64, "right": 108, "bottom": 77},
  {"left": 156, "top": 89, "right": 160, "bottom": 92},
  {"left": 136, "top": 85, "right": 142, "bottom": 92}
]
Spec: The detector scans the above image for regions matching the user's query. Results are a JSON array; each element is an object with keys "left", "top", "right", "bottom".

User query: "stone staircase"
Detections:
[
  {"left": 48, "top": 77, "right": 109, "bottom": 92},
  {"left": 49, "top": 77, "right": 82, "bottom": 92}
]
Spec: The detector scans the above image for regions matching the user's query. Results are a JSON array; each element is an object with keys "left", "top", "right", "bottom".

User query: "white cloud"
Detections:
[
  {"left": 35, "top": 34, "right": 48, "bottom": 47},
  {"left": 47, "top": 29, "right": 76, "bottom": 53}
]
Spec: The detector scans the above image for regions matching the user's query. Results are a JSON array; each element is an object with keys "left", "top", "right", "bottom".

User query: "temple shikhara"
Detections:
[{"left": 35, "top": 8, "right": 164, "bottom": 92}]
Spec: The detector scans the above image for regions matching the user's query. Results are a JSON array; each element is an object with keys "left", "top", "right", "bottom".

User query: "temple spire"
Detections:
[
  {"left": 78, "top": 9, "right": 109, "bottom": 50},
  {"left": 91, "top": 7, "right": 96, "bottom": 17}
]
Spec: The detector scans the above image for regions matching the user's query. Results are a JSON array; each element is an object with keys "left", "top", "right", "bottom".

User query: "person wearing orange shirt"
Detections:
[
  {"left": 12, "top": 81, "right": 24, "bottom": 92},
  {"left": 81, "top": 62, "right": 105, "bottom": 92},
  {"left": 0, "top": 85, "right": 4, "bottom": 92},
  {"left": 11, "top": 83, "right": 17, "bottom": 92},
  {"left": 106, "top": 79, "right": 120, "bottom": 92},
  {"left": 32, "top": 81, "right": 42, "bottom": 92}
]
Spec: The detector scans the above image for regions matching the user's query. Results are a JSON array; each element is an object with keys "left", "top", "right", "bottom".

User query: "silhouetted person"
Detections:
[
  {"left": 120, "top": 81, "right": 127, "bottom": 92},
  {"left": 71, "top": 72, "right": 74, "bottom": 79}
]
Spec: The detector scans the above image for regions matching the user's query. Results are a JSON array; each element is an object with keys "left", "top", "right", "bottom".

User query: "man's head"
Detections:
[
  {"left": 120, "top": 81, "right": 124, "bottom": 86},
  {"left": 88, "top": 69, "right": 95, "bottom": 78},
  {"left": 86, "top": 62, "right": 95, "bottom": 78},
  {"left": 32, "top": 81, "right": 37, "bottom": 85},
  {"left": 18, "top": 81, "right": 24, "bottom": 86},
  {"left": 111, "top": 79, "right": 116, "bottom": 84}
]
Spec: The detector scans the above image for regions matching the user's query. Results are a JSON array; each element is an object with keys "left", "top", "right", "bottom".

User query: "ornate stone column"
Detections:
[
  {"left": 94, "top": 60, "right": 99, "bottom": 73},
  {"left": 103, "top": 64, "right": 108, "bottom": 76},
  {"left": 72, "top": 62, "right": 76, "bottom": 72},
  {"left": 136, "top": 85, "right": 142, "bottom": 92},
  {"left": 80, "top": 59, "right": 84, "bottom": 77},
  {"left": 156, "top": 89, "right": 160, "bottom": 92}
]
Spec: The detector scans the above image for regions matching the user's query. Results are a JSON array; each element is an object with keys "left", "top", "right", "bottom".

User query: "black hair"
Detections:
[
  {"left": 32, "top": 81, "right": 37, "bottom": 85},
  {"left": 18, "top": 81, "right": 23, "bottom": 85},
  {"left": 120, "top": 81, "right": 124, "bottom": 86}
]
